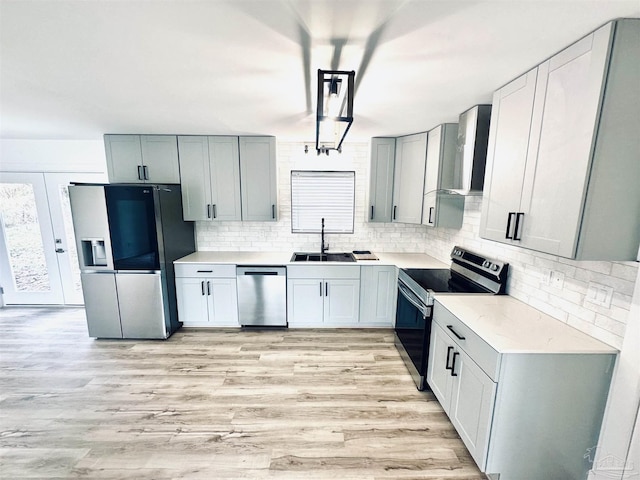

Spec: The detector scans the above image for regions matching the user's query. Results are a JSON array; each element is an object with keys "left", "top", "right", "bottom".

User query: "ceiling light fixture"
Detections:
[{"left": 316, "top": 69, "right": 355, "bottom": 155}]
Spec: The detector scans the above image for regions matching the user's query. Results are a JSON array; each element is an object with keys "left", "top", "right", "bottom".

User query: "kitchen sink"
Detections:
[{"left": 291, "top": 252, "right": 356, "bottom": 262}]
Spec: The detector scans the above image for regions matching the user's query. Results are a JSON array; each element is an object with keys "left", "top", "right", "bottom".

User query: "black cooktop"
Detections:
[{"left": 403, "top": 268, "right": 491, "bottom": 294}]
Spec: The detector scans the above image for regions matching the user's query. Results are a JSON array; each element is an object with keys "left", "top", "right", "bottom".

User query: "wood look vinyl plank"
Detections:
[{"left": 0, "top": 307, "right": 486, "bottom": 479}]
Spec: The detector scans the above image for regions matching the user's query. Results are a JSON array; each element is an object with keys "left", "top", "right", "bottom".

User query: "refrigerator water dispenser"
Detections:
[{"left": 82, "top": 239, "right": 107, "bottom": 266}]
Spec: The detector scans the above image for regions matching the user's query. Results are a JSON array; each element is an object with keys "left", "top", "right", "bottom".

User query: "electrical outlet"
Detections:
[{"left": 551, "top": 271, "right": 565, "bottom": 289}]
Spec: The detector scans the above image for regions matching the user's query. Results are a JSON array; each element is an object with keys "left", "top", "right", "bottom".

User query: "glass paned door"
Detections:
[
  {"left": 0, "top": 173, "right": 62, "bottom": 304},
  {"left": 0, "top": 172, "right": 105, "bottom": 305}
]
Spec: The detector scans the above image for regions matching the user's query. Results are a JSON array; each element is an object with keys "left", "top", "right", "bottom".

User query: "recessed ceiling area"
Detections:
[{"left": 1, "top": 0, "right": 639, "bottom": 141}]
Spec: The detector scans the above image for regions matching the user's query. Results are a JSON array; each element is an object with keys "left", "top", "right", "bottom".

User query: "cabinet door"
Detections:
[
  {"left": 519, "top": 24, "right": 612, "bottom": 257},
  {"left": 368, "top": 138, "right": 395, "bottom": 222},
  {"left": 175, "top": 277, "right": 210, "bottom": 325},
  {"left": 287, "top": 278, "right": 324, "bottom": 326},
  {"left": 105, "top": 134, "right": 144, "bottom": 183},
  {"left": 422, "top": 127, "right": 441, "bottom": 227},
  {"left": 359, "top": 266, "right": 397, "bottom": 326},
  {"left": 392, "top": 132, "right": 427, "bottom": 224},
  {"left": 209, "top": 136, "right": 242, "bottom": 221},
  {"left": 480, "top": 68, "right": 538, "bottom": 243},
  {"left": 178, "top": 136, "right": 212, "bottom": 221},
  {"left": 449, "top": 348, "right": 497, "bottom": 471},
  {"left": 207, "top": 278, "right": 239, "bottom": 327},
  {"left": 140, "top": 135, "right": 180, "bottom": 183},
  {"left": 427, "top": 322, "right": 454, "bottom": 408},
  {"left": 323, "top": 278, "right": 360, "bottom": 326},
  {"left": 239, "top": 136, "right": 277, "bottom": 221}
]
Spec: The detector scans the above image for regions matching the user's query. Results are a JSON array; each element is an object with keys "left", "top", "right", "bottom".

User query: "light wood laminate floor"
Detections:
[{"left": 0, "top": 307, "right": 486, "bottom": 479}]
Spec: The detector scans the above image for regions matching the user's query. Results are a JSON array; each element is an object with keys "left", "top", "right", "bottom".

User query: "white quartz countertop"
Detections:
[
  {"left": 434, "top": 294, "right": 618, "bottom": 354},
  {"left": 174, "top": 251, "right": 448, "bottom": 269}
]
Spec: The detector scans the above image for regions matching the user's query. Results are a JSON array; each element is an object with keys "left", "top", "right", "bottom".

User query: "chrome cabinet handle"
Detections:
[
  {"left": 143, "top": 166, "right": 149, "bottom": 180},
  {"left": 137, "top": 165, "right": 144, "bottom": 181},
  {"left": 506, "top": 212, "right": 516, "bottom": 239}
]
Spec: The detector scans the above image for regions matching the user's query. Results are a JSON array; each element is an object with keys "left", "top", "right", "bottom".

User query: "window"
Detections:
[{"left": 291, "top": 171, "right": 355, "bottom": 233}]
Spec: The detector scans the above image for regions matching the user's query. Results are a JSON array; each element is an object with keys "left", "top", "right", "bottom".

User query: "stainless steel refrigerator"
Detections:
[{"left": 69, "top": 184, "right": 195, "bottom": 339}]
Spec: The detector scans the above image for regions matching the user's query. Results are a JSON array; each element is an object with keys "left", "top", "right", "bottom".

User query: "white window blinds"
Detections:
[{"left": 291, "top": 170, "right": 355, "bottom": 233}]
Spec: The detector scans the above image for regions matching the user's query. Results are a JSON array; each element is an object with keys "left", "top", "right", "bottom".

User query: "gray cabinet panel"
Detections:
[
  {"left": 239, "top": 136, "right": 277, "bottom": 221},
  {"left": 368, "top": 138, "right": 395, "bottom": 222}
]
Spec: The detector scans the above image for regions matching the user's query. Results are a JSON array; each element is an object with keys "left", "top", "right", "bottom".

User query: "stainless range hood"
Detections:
[{"left": 446, "top": 105, "right": 492, "bottom": 196}]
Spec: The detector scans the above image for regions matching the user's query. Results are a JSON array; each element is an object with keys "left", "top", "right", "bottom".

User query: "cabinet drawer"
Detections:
[
  {"left": 433, "top": 301, "right": 500, "bottom": 381},
  {"left": 287, "top": 265, "right": 361, "bottom": 280},
  {"left": 174, "top": 263, "right": 236, "bottom": 278}
]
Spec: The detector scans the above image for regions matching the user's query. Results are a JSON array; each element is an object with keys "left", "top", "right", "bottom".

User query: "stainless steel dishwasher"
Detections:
[{"left": 236, "top": 266, "right": 287, "bottom": 327}]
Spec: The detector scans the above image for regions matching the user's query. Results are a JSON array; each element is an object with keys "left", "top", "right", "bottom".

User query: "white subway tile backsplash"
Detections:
[{"left": 195, "top": 140, "right": 638, "bottom": 348}]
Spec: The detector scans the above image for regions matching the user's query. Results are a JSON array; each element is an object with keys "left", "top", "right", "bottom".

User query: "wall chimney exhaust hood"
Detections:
[{"left": 445, "top": 104, "right": 492, "bottom": 196}]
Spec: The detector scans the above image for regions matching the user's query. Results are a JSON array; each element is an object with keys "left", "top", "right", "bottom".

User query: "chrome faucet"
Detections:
[{"left": 321, "top": 217, "right": 329, "bottom": 255}]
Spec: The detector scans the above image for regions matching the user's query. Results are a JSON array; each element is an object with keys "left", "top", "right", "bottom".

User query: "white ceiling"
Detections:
[{"left": 1, "top": 0, "right": 639, "bottom": 142}]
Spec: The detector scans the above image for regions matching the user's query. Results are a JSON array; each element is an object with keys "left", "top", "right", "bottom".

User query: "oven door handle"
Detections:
[{"left": 398, "top": 282, "right": 430, "bottom": 318}]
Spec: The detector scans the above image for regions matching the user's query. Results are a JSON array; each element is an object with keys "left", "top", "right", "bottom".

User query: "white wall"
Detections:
[{"left": 0, "top": 139, "right": 107, "bottom": 173}]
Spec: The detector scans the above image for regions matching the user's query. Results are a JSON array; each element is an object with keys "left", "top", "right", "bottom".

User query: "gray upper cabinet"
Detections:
[
  {"left": 480, "top": 19, "right": 640, "bottom": 260},
  {"left": 368, "top": 138, "right": 396, "bottom": 222},
  {"left": 422, "top": 124, "right": 464, "bottom": 228},
  {"left": 392, "top": 132, "right": 427, "bottom": 224},
  {"left": 239, "top": 136, "right": 277, "bottom": 222},
  {"left": 105, "top": 134, "right": 180, "bottom": 184},
  {"left": 178, "top": 136, "right": 242, "bottom": 222}
]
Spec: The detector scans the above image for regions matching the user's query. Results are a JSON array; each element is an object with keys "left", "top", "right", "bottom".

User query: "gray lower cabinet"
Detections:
[
  {"left": 105, "top": 134, "right": 180, "bottom": 184},
  {"left": 359, "top": 265, "right": 397, "bottom": 326},
  {"left": 480, "top": 19, "right": 640, "bottom": 260},
  {"left": 287, "top": 265, "right": 360, "bottom": 327},
  {"left": 174, "top": 264, "right": 239, "bottom": 327},
  {"left": 428, "top": 299, "right": 615, "bottom": 480}
]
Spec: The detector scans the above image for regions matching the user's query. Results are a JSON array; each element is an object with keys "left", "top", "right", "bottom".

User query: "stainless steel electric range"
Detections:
[{"left": 394, "top": 246, "right": 508, "bottom": 390}]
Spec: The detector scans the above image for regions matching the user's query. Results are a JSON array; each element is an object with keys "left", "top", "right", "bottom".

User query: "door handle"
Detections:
[
  {"left": 212, "top": 204, "right": 217, "bottom": 219},
  {"left": 325, "top": 282, "right": 328, "bottom": 297},
  {"left": 445, "top": 346, "right": 454, "bottom": 370},
  {"left": 55, "top": 248, "right": 65, "bottom": 253},
  {"left": 450, "top": 352, "right": 459, "bottom": 377},
  {"left": 272, "top": 204, "right": 276, "bottom": 219},
  {"left": 201, "top": 280, "right": 205, "bottom": 296},
  {"left": 393, "top": 205, "right": 397, "bottom": 220},
  {"left": 428, "top": 206, "right": 434, "bottom": 224},
  {"left": 206, "top": 281, "right": 211, "bottom": 296},
  {"left": 143, "top": 166, "right": 149, "bottom": 181},
  {"left": 207, "top": 204, "right": 212, "bottom": 219},
  {"left": 137, "top": 165, "right": 144, "bottom": 181},
  {"left": 370, "top": 205, "right": 374, "bottom": 220}
]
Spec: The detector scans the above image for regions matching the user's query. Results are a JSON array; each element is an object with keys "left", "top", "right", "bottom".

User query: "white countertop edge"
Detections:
[
  {"left": 433, "top": 294, "right": 618, "bottom": 355},
  {"left": 174, "top": 251, "right": 449, "bottom": 269}
]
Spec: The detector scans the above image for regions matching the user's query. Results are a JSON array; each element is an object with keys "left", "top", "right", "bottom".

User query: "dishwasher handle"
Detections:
[{"left": 236, "top": 266, "right": 286, "bottom": 276}]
